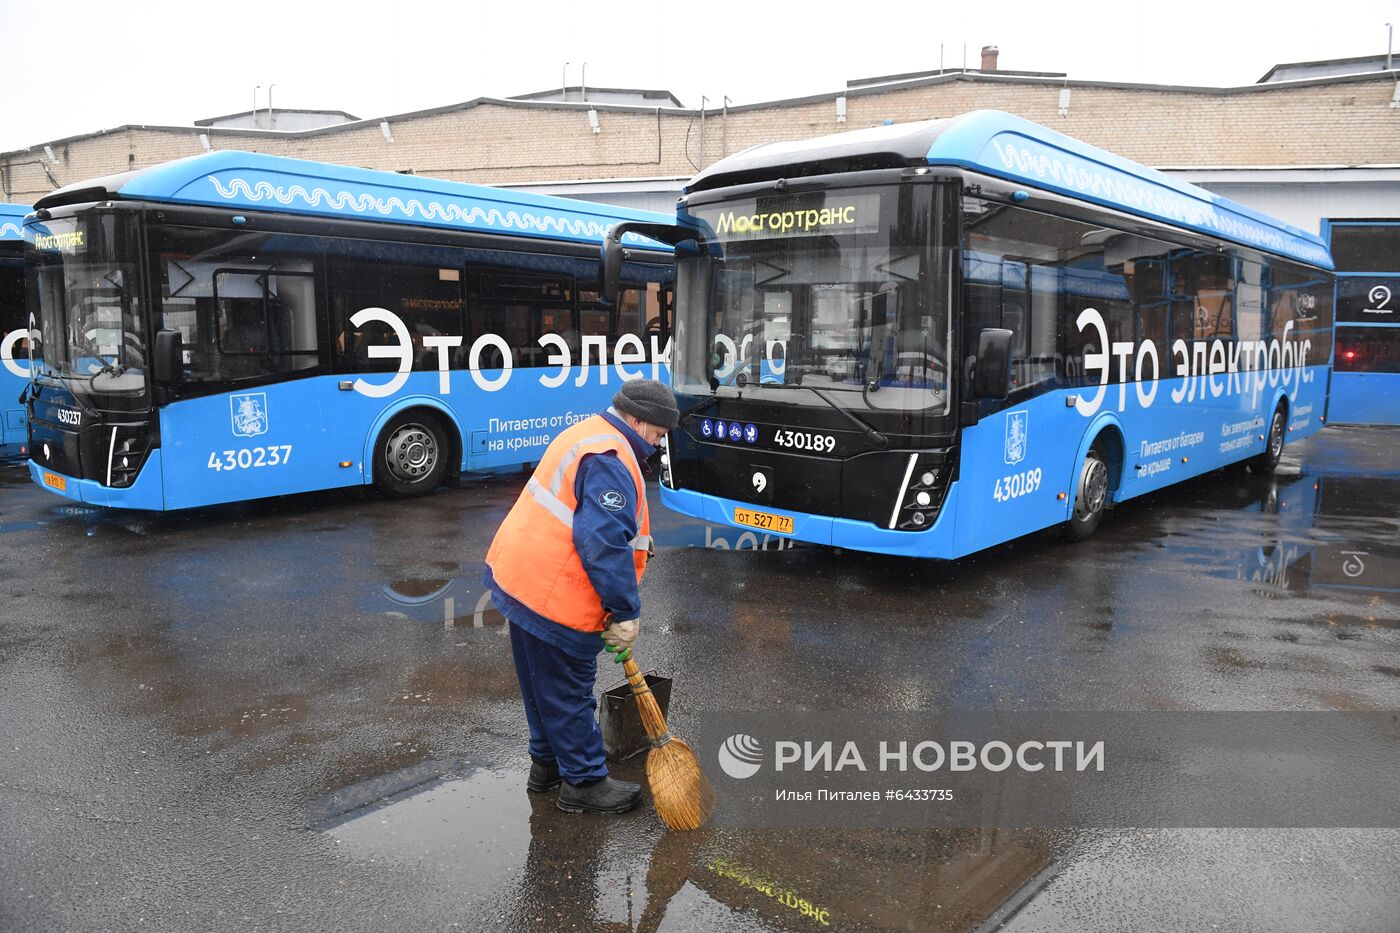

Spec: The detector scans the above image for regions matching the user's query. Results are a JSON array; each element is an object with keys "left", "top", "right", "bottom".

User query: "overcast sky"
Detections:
[{"left": 3, "top": 0, "right": 1397, "bottom": 153}]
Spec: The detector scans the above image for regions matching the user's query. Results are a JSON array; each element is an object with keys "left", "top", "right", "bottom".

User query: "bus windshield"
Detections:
[
  {"left": 28, "top": 212, "right": 148, "bottom": 403},
  {"left": 676, "top": 182, "right": 955, "bottom": 413}
]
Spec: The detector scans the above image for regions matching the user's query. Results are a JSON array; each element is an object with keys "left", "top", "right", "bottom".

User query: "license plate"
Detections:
[
  {"left": 43, "top": 471, "right": 67, "bottom": 492},
  {"left": 733, "top": 507, "right": 794, "bottom": 535}
]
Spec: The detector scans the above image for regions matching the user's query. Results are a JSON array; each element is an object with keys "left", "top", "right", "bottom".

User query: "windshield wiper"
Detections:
[
  {"left": 763, "top": 383, "right": 888, "bottom": 450},
  {"left": 37, "top": 371, "right": 101, "bottom": 417},
  {"left": 679, "top": 394, "right": 720, "bottom": 421}
]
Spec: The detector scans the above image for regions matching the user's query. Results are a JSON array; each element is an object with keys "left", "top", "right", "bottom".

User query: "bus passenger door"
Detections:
[
  {"left": 152, "top": 240, "right": 338, "bottom": 508},
  {"left": 954, "top": 257, "right": 1070, "bottom": 554}
]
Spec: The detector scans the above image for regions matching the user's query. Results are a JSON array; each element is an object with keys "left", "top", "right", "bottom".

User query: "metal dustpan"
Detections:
[{"left": 599, "top": 669, "right": 672, "bottom": 762}]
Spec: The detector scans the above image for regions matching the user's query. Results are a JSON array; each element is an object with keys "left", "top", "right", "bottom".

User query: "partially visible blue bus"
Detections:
[
  {"left": 603, "top": 111, "right": 1335, "bottom": 558},
  {"left": 23, "top": 152, "right": 674, "bottom": 509},
  {"left": 1324, "top": 219, "right": 1400, "bottom": 425},
  {"left": 1, "top": 203, "right": 30, "bottom": 457}
]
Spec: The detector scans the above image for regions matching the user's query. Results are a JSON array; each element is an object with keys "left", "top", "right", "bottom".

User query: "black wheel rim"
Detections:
[
  {"left": 1075, "top": 455, "right": 1108, "bottom": 523},
  {"left": 385, "top": 423, "right": 438, "bottom": 484},
  {"left": 1269, "top": 412, "right": 1285, "bottom": 462}
]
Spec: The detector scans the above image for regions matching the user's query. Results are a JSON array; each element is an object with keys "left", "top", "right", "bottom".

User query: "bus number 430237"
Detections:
[{"left": 207, "top": 445, "right": 294, "bottom": 472}]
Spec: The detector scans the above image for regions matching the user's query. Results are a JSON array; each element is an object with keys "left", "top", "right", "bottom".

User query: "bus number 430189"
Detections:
[{"left": 993, "top": 468, "right": 1043, "bottom": 502}]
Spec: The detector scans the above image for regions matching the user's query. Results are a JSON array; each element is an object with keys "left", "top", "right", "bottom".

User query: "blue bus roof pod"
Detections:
[
  {"left": 685, "top": 111, "right": 1330, "bottom": 270},
  {"left": 925, "top": 111, "right": 1332, "bottom": 270},
  {"left": 0, "top": 203, "right": 28, "bottom": 240},
  {"left": 47, "top": 152, "right": 673, "bottom": 251}
]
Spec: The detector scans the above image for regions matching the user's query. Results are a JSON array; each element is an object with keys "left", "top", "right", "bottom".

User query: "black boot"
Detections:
[
  {"left": 527, "top": 759, "right": 561, "bottom": 793},
  {"left": 556, "top": 776, "right": 643, "bottom": 814}
]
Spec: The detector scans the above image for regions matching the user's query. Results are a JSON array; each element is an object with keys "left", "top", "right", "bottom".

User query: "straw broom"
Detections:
[{"left": 620, "top": 654, "right": 715, "bottom": 830}]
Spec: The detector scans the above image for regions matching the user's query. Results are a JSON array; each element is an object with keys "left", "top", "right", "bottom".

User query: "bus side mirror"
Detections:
[
  {"left": 599, "top": 221, "right": 699, "bottom": 305},
  {"left": 152, "top": 329, "right": 183, "bottom": 383},
  {"left": 973, "top": 328, "right": 1013, "bottom": 400}
]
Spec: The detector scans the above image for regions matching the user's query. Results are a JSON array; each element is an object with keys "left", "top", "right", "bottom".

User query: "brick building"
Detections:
[{"left": 4, "top": 50, "right": 1400, "bottom": 222}]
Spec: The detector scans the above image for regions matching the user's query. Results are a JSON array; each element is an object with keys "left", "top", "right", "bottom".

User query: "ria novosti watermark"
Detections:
[{"left": 697, "top": 712, "right": 1400, "bottom": 829}]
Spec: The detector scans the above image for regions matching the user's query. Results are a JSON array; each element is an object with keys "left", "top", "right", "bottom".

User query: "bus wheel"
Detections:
[
  {"left": 1249, "top": 404, "right": 1287, "bottom": 475},
  {"left": 1065, "top": 443, "right": 1110, "bottom": 541},
  {"left": 374, "top": 412, "right": 448, "bottom": 498}
]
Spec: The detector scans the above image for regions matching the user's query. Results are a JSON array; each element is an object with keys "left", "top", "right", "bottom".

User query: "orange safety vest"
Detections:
[{"left": 486, "top": 414, "right": 652, "bottom": 632}]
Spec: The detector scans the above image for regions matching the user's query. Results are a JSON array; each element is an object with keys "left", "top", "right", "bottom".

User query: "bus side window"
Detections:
[
  {"left": 578, "top": 288, "right": 613, "bottom": 356},
  {"left": 615, "top": 283, "right": 673, "bottom": 362},
  {"left": 327, "top": 246, "right": 466, "bottom": 374},
  {"left": 213, "top": 267, "right": 318, "bottom": 379},
  {"left": 469, "top": 272, "right": 571, "bottom": 369}
]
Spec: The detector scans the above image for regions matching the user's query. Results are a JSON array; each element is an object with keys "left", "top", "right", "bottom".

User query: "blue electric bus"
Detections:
[
  {"left": 602, "top": 111, "right": 1335, "bottom": 558},
  {"left": 1, "top": 203, "right": 30, "bottom": 457},
  {"left": 23, "top": 152, "right": 674, "bottom": 509},
  {"left": 1324, "top": 219, "right": 1400, "bottom": 425}
]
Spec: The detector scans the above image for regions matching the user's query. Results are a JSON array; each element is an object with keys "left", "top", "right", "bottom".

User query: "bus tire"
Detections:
[
  {"left": 373, "top": 411, "right": 449, "bottom": 499},
  {"left": 1065, "top": 442, "right": 1111, "bottom": 542},
  {"left": 1248, "top": 403, "right": 1287, "bottom": 475}
]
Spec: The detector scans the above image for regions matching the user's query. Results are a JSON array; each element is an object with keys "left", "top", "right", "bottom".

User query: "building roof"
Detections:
[
  {"left": 194, "top": 108, "right": 360, "bottom": 127},
  {"left": 846, "top": 66, "right": 1066, "bottom": 88},
  {"left": 686, "top": 110, "right": 1333, "bottom": 268},
  {"left": 1258, "top": 53, "right": 1399, "bottom": 83},
  {"left": 509, "top": 87, "right": 685, "bottom": 108}
]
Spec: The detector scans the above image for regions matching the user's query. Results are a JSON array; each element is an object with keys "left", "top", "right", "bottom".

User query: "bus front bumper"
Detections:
[
  {"left": 28, "top": 449, "right": 165, "bottom": 510},
  {"left": 659, "top": 482, "right": 960, "bottom": 559}
]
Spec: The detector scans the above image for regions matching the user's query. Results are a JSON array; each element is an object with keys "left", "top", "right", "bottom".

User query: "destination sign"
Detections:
[{"left": 693, "top": 192, "right": 883, "bottom": 242}]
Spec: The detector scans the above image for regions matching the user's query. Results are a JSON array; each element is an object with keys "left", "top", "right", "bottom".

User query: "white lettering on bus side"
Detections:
[
  {"left": 350, "top": 307, "right": 413, "bottom": 398},
  {"left": 613, "top": 334, "right": 647, "bottom": 382},
  {"left": 422, "top": 335, "right": 462, "bottom": 394},
  {"left": 469, "top": 334, "right": 513, "bottom": 392},
  {"left": 1073, "top": 307, "right": 1110, "bottom": 416},
  {"left": 1, "top": 328, "right": 33, "bottom": 378},
  {"left": 576, "top": 336, "right": 609, "bottom": 387},
  {"left": 1074, "top": 306, "right": 1313, "bottom": 417},
  {"left": 344, "top": 308, "right": 670, "bottom": 400},
  {"left": 537, "top": 333, "right": 571, "bottom": 388},
  {"left": 649, "top": 335, "right": 672, "bottom": 381}
]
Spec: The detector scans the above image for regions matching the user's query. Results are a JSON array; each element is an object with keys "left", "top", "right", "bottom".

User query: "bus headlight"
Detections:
[{"left": 893, "top": 459, "right": 946, "bottom": 531}]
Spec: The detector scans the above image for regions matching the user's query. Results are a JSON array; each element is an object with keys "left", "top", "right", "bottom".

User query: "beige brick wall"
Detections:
[{"left": 5, "top": 76, "right": 1398, "bottom": 206}]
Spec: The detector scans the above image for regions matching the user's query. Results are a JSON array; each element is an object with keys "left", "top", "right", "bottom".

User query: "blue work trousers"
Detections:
[{"left": 509, "top": 622, "right": 609, "bottom": 785}]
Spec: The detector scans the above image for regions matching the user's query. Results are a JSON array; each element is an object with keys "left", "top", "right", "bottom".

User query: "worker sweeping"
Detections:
[{"left": 484, "top": 378, "right": 679, "bottom": 814}]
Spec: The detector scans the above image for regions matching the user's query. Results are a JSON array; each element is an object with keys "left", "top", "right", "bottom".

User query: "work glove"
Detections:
[{"left": 602, "top": 618, "right": 639, "bottom": 664}]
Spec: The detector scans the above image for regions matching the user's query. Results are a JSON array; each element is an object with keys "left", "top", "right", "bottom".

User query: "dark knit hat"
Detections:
[{"left": 612, "top": 379, "right": 680, "bottom": 429}]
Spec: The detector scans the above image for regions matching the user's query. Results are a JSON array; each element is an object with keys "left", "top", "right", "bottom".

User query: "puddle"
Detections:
[
  {"left": 372, "top": 577, "right": 504, "bottom": 630},
  {"left": 321, "top": 761, "right": 533, "bottom": 879},
  {"left": 0, "top": 520, "right": 47, "bottom": 534},
  {"left": 314, "top": 755, "right": 1059, "bottom": 931}
]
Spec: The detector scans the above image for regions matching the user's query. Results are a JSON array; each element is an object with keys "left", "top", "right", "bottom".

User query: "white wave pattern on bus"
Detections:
[
  {"left": 987, "top": 140, "right": 1331, "bottom": 267},
  {"left": 205, "top": 177, "right": 611, "bottom": 239},
  {"left": 0, "top": 223, "right": 22, "bottom": 238}
]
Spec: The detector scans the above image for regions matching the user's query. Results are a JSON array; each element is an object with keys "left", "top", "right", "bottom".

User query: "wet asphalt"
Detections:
[{"left": 0, "top": 426, "right": 1397, "bottom": 932}]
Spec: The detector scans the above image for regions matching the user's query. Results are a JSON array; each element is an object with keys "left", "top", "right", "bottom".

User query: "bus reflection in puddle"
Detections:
[
  {"left": 371, "top": 520, "right": 802, "bottom": 629},
  {"left": 317, "top": 756, "right": 1055, "bottom": 932},
  {"left": 1218, "top": 472, "right": 1400, "bottom": 602}
]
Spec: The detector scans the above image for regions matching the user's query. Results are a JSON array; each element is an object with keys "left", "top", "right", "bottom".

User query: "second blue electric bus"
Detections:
[
  {"left": 23, "top": 152, "right": 674, "bottom": 509},
  {"left": 1325, "top": 219, "right": 1400, "bottom": 425},
  {"left": 603, "top": 111, "right": 1335, "bottom": 558},
  {"left": 1, "top": 203, "right": 29, "bottom": 457}
]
